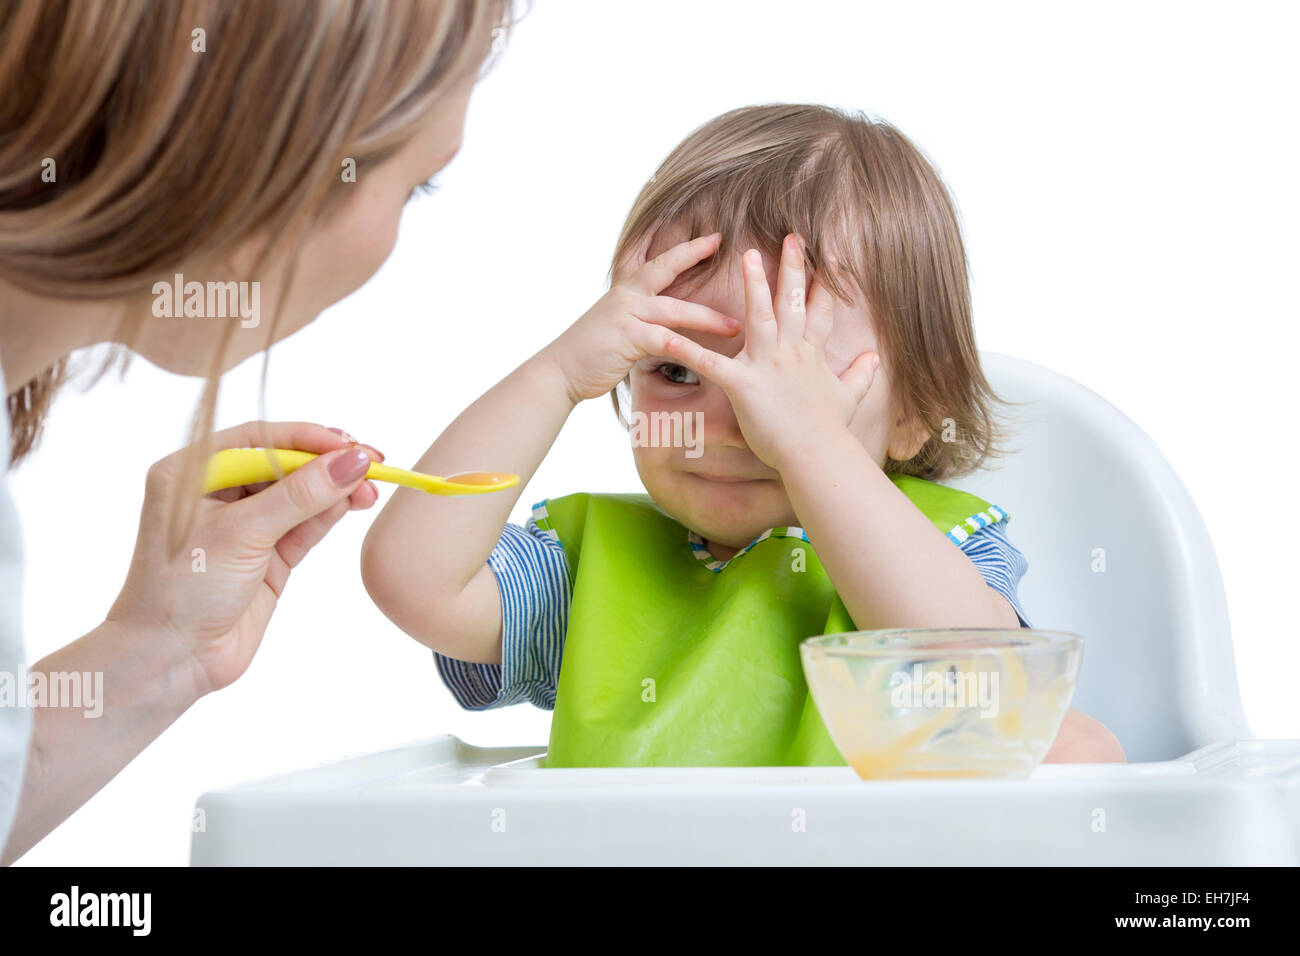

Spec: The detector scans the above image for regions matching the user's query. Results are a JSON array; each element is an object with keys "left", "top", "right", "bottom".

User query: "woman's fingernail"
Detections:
[
  {"left": 328, "top": 448, "right": 371, "bottom": 486},
  {"left": 327, "top": 427, "right": 357, "bottom": 443},
  {"left": 358, "top": 443, "right": 385, "bottom": 462},
  {"left": 872, "top": 353, "right": 880, "bottom": 369}
]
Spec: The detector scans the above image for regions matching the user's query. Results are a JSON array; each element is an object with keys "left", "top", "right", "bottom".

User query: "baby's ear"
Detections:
[
  {"left": 887, "top": 411, "right": 931, "bottom": 463},
  {"left": 612, "top": 230, "right": 656, "bottom": 284}
]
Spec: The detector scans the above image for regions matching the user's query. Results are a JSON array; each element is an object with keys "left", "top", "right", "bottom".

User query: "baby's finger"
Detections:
[
  {"left": 633, "top": 296, "right": 741, "bottom": 336},
  {"left": 774, "top": 234, "right": 808, "bottom": 345},
  {"left": 663, "top": 331, "right": 740, "bottom": 391},
  {"left": 742, "top": 248, "right": 777, "bottom": 358},
  {"left": 628, "top": 322, "right": 737, "bottom": 390},
  {"left": 630, "top": 232, "right": 722, "bottom": 296},
  {"left": 840, "top": 350, "right": 881, "bottom": 405},
  {"left": 611, "top": 228, "right": 657, "bottom": 286},
  {"left": 804, "top": 272, "right": 835, "bottom": 349}
]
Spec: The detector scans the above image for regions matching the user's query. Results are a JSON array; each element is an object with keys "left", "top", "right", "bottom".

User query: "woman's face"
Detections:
[{"left": 131, "top": 70, "right": 479, "bottom": 375}]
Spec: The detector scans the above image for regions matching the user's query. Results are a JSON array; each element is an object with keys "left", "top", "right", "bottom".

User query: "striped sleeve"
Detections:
[
  {"left": 956, "top": 520, "right": 1032, "bottom": 628},
  {"left": 432, "top": 516, "right": 571, "bottom": 710}
]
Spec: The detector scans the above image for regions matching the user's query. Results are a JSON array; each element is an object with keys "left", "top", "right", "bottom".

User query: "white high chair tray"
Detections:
[{"left": 190, "top": 734, "right": 1300, "bottom": 865}]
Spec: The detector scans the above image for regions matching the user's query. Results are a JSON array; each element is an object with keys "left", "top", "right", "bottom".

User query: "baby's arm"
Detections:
[
  {"left": 780, "top": 431, "right": 1019, "bottom": 629},
  {"left": 361, "top": 234, "right": 740, "bottom": 664},
  {"left": 362, "top": 354, "right": 575, "bottom": 665},
  {"left": 1045, "top": 709, "right": 1127, "bottom": 762}
]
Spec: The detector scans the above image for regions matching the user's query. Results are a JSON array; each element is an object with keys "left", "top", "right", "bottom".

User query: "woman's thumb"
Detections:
[{"left": 235, "top": 447, "right": 372, "bottom": 548}]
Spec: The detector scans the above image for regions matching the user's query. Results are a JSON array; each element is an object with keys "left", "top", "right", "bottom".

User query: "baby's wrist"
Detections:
[
  {"left": 530, "top": 345, "right": 584, "bottom": 409},
  {"left": 772, "top": 423, "right": 863, "bottom": 483}
]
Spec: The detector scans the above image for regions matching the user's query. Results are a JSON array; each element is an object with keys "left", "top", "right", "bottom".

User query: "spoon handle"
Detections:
[{"left": 203, "top": 448, "right": 518, "bottom": 496}]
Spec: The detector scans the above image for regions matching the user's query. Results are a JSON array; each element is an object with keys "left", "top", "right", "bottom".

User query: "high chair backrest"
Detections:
[{"left": 948, "top": 352, "right": 1250, "bottom": 761}]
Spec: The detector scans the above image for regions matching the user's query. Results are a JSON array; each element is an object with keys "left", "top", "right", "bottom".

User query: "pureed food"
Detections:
[{"left": 805, "top": 634, "right": 1080, "bottom": 779}]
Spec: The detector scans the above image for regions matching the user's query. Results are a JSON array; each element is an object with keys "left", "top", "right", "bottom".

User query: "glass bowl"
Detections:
[{"left": 800, "top": 629, "right": 1083, "bottom": 779}]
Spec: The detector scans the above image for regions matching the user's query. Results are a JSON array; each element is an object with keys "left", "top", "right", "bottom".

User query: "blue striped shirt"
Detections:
[{"left": 434, "top": 511, "right": 1032, "bottom": 711}]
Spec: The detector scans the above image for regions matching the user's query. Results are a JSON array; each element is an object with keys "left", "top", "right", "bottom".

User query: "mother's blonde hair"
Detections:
[{"left": 0, "top": 0, "right": 518, "bottom": 554}]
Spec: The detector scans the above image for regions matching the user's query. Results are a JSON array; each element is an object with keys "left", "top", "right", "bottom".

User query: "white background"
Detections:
[{"left": 11, "top": 0, "right": 1298, "bottom": 865}]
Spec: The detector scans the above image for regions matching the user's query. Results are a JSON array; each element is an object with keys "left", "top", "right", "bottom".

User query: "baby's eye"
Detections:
[{"left": 655, "top": 362, "right": 699, "bottom": 385}]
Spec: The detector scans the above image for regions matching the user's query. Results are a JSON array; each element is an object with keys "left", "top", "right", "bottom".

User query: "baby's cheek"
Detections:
[
  {"left": 848, "top": 371, "right": 894, "bottom": 465},
  {"left": 630, "top": 444, "right": 671, "bottom": 485},
  {"left": 631, "top": 445, "right": 691, "bottom": 503}
]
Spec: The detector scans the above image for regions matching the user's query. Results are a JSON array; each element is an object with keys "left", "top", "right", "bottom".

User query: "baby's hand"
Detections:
[
  {"left": 664, "top": 234, "right": 878, "bottom": 472},
  {"left": 543, "top": 233, "right": 741, "bottom": 404}
]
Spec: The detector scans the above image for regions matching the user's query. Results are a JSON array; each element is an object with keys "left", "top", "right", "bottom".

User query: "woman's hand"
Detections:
[
  {"left": 662, "top": 234, "right": 879, "bottom": 472},
  {"left": 542, "top": 232, "right": 741, "bottom": 404},
  {"left": 106, "top": 421, "right": 383, "bottom": 696}
]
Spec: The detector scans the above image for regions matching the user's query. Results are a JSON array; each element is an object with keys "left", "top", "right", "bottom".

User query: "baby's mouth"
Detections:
[{"left": 690, "top": 471, "right": 768, "bottom": 484}]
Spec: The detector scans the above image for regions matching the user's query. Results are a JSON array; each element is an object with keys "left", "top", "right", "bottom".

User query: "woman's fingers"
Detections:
[
  {"left": 207, "top": 476, "right": 376, "bottom": 510},
  {"left": 199, "top": 422, "right": 382, "bottom": 508},
  {"left": 741, "top": 248, "right": 778, "bottom": 358},
  {"left": 328, "top": 428, "right": 384, "bottom": 464},
  {"left": 348, "top": 480, "right": 379, "bottom": 511},
  {"left": 774, "top": 234, "right": 808, "bottom": 345},
  {"left": 630, "top": 232, "right": 722, "bottom": 296},
  {"left": 208, "top": 420, "right": 375, "bottom": 456},
  {"left": 632, "top": 296, "right": 741, "bottom": 336},
  {"left": 269, "top": 497, "right": 352, "bottom": 590},
  {"left": 224, "top": 445, "right": 374, "bottom": 551},
  {"left": 207, "top": 480, "right": 273, "bottom": 503}
]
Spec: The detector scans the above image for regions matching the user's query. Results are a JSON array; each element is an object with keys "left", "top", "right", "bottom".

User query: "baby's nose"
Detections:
[{"left": 696, "top": 395, "right": 748, "bottom": 449}]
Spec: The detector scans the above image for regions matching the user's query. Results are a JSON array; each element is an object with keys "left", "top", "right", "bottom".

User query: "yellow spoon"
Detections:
[{"left": 203, "top": 448, "right": 519, "bottom": 496}]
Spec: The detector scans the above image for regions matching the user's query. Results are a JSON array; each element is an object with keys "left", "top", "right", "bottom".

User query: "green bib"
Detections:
[{"left": 533, "top": 474, "right": 1006, "bottom": 767}]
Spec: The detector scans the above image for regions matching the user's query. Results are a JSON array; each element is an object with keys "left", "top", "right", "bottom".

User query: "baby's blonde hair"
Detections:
[{"left": 611, "top": 103, "right": 1018, "bottom": 481}]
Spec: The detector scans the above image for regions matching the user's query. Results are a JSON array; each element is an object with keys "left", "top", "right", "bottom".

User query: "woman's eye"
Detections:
[
  {"left": 413, "top": 175, "right": 442, "bottom": 199},
  {"left": 656, "top": 363, "right": 699, "bottom": 385}
]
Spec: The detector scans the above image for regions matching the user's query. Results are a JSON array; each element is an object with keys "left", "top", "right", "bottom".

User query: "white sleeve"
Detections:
[{"left": 0, "top": 355, "right": 31, "bottom": 854}]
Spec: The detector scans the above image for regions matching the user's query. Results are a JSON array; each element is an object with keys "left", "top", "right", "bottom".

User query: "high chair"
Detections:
[
  {"left": 191, "top": 353, "right": 1299, "bottom": 866},
  {"left": 948, "top": 351, "right": 1250, "bottom": 761}
]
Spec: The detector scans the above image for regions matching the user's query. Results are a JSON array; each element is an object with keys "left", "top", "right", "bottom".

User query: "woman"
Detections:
[{"left": 0, "top": 0, "right": 515, "bottom": 863}]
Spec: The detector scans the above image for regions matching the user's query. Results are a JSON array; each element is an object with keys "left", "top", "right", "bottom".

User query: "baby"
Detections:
[{"left": 362, "top": 103, "right": 1124, "bottom": 767}]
